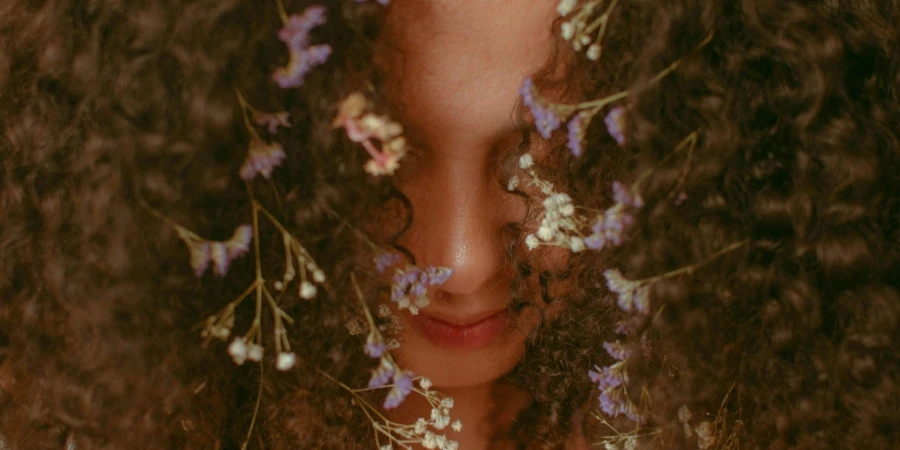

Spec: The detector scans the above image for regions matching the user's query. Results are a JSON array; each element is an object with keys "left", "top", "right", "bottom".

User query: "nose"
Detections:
[{"left": 400, "top": 157, "right": 516, "bottom": 296}]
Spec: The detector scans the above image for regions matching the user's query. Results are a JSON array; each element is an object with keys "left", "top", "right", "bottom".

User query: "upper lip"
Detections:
[{"left": 418, "top": 308, "right": 509, "bottom": 327}]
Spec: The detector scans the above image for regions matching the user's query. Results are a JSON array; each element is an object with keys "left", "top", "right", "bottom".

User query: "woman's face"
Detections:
[{"left": 378, "top": 0, "right": 560, "bottom": 388}]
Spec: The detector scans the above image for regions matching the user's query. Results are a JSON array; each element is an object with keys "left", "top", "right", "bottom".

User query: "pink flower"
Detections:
[{"left": 240, "top": 138, "right": 286, "bottom": 181}]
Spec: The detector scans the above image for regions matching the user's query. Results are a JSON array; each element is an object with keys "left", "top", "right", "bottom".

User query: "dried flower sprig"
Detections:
[
  {"left": 557, "top": 0, "right": 620, "bottom": 61},
  {"left": 236, "top": 90, "right": 288, "bottom": 181},
  {"left": 591, "top": 410, "right": 662, "bottom": 450},
  {"left": 318, "top": 275, "right": 462, "bottom": 450},
  {"left": 517, "top": 153, "right": 642, "bottom": 255},
  {"left": 272, "top": 3, "right": 332, "bottom": 89},
  {"left": 522, "top": 30, "right": 713, "bottom": 156},
  {"left": 334, "top": 92, "right": 409, "bottom": 176},
  {"left": 589, "top": 240, "right": 748, "bottom": 427}
]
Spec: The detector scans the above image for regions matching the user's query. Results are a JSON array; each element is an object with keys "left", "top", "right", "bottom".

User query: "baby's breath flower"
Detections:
[
  {"left": 570, "top": 236, "right": 586, "bottom": 253},
  {"left": 276, "top": 352, "right": 297, "bottom": 371},
  {"left": 247, "top": 342, "right": 264, "bottom": 362},
  {"left": 253, "top": 110, "right": 291, "bottom": 134},
  {"left": 518, "top": 152, "right": 534, "bottom": 169},
  {"left": 312, "top": 269, "right": 326, "bottom": 283},
  {"left": 273, "top": 6, "right": 332, "bottom": 88},
  {"left": 299, "top": 281, "right": 317, "bottom": 299},
  {"left": 414, "top": 417, "right": 428, "bottom": 435},
  {"left": 557, "top": 0, "right": 577, "bottom": 16},
  {"left": 451, "top": 420, "right": 462, "bottom": 432},
  {"left": 525, "top": 234, "right": 540, "bottom": 250},
  {"left": 696, "top": 421, "right": 716, "bottom": 449},
  {"left": 379, "top": 446, "right": 392, "bottom": 450},
  {"left": 240, "top": 137, "right": 287, "bottom": 181},
  {"left": 506, "top": 175, "right": 520, "bottom": 191},
  {"left": 419, "top": 377, "right": 433, "bottom": 391},
  {"left": 586, "top": 43, "right": 602, "bottom": 61},
  {"left": 605, "top": 106, "right": 627, "bottom": 146},
  {"left": 228, "top": 337, "right": 248, "bottom": 365}
]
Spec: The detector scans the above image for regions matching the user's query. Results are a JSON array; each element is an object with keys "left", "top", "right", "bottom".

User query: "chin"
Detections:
[{"left": 391, "top": 307, "right": 540, "bottom": 388}]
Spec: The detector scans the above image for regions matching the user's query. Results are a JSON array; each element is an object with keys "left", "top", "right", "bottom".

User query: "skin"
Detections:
[{"left": 376, "top": 0, "right": 562, "bottom": 448}]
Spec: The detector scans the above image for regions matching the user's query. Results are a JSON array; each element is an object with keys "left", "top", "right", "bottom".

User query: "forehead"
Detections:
[{"left": 378, "top": 0, "right": 558, "bottom": 150}]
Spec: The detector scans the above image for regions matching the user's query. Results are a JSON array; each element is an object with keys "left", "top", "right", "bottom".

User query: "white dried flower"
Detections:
[
  {"left": 696, "top": 421, "right": 716, "bottom": 449},
  {"left": 561, "top": 22, "right": 575, "bottom": 40},
  {"left": 247, "top": 342, "right": 264, "bottom": 362},
  {"left": 440, "top": 397, "right": 454, "bottom": 409},
  {"left": 570, "top": 236, "right": 585, "bottom": 253},
  {"left": 587, "top": 43, "right": 602, "bottom": 61},
  {"left": 228, "top": 337, "right": 248, "bottom": 365},
  {"left": 518, "top": 153, "right": 534, "bottom": 169},
  {"left": 420, "top": 377, "right": 433, "bottom": 391},
  {"left": 422, "top": 431, "right": 437, "bottom": 449},
  {"left": 312, "top": 269, "right": 326, "bottom": 283},
  {"left": 507, "top": 175, "right": 520, "bottom": 191},
  {"left": 525, "top": 234, "right": 540, "bottom": 250},
  {"left": 414, "top": 417, "right": 428, "bottom": 435},
  {"left": 451, "top": 420, "right": 462, "bottom": 432},
  {"left": 276, "top": 352, "right": 296, "bottom": 371},
  {"left": 557, "top": 0, "right": 576, "bottom": 16},
  {"left": 380, "top": 446, "right": 392, "bottom": 450},
  {"left": 299, "top": 281, "right": 317, "bottom": 299}
]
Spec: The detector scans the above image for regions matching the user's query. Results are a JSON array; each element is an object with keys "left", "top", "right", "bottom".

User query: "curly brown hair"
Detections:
[{"left": 1, "top": 0, "right": 898, "bottom": 449}]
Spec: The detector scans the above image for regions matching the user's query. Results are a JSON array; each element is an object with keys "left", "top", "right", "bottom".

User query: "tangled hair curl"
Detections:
[{"left": 1, "top": 0, "right": 898, "bottom": 449}]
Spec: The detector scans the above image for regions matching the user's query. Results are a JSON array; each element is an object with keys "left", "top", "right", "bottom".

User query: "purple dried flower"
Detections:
[
  {"left": 273, "top": 7, "right": 332, "bottom": 89},
  {"left": 188, "top": 241, "right": 211, "bottom": 277},
  {"left": 520, "top": 77, "right": 561, "bottom": 139},
  {"left": 603, "top": 341, "right": 631, "bottom": 361},
  {"left": 599, "top": 387, "right": 626, "bottom": 416},
  {"left": 605, "top": 106, "right": 626, "bottom": 146},
  {"left": 375, "top": 252, "right": 401, "bottom": 274},
  {"left": 589, "top": 363, "right": 626, "bottom": 391},
  {"left": 425, "top": 266, "right": 453, "bottom": 285},
  {"left": 254, "top": 111, "right": 291, "bottom": 134},
  {"left": 567, "top": 113, "right": 587, "bottom": 157},
  {"left": 383, "top": 370, "right": 414, "bottom": 409},
  {"left": 240, "top": 138, "right": 286, "bottom": 181},
  {"left": 368, "top": 358, "right": 395, "bottom": 388},
  {"left": 225, "top": 224, "right": 253, "bottom": 259},
  {"left": 209, "top": 242, "right": 230, "bottom": 277},
  {"left": 364, "top": 333, "right": 386, "bottom": 358},
  {"left": 391, "top": 265, "right": 453, "bottom": 305}
]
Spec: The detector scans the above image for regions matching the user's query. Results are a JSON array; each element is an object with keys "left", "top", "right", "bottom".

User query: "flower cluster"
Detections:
[
  {"left": 377, "top": 252, "right": 453, "bottom": 315},
  {"left": 557, "top": 0, "right": 619, "bottom": 61},
  {"left": 520, "top": 76, "right": 628, "bottom": 157},
  {"left": 518, "top": 154, "right": 642, "bottom": 256},
  {"left": 176, "top": 224, "right": 253, "bottom": 277},
  {"left": 272, "top": 6, "right": 332, "bottom": 88},
  {"left": 350, "top": 282, "right": 461, "bottom": 449},
  {"left": 334, "top": 93, "right": 409, "bottom": 176}
]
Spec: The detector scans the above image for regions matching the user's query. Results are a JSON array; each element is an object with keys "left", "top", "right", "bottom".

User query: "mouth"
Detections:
[{"left": 406, "top": 308, "right": 510, "bottom": 351}]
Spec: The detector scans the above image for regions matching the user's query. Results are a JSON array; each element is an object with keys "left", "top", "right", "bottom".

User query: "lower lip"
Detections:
[{"left": 408, "top": 311, "right": 509, "bottom": 351}]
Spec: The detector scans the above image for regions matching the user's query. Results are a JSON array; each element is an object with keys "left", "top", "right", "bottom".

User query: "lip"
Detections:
[{"left": 407, "top": 309, "right": 510, "bottom": 351}]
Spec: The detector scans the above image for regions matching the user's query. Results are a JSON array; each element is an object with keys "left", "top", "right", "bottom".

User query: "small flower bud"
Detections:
[
  {"left": 276, "top": 352, "right": 296, "bottom": 371},
  {"left": 299, "top": 281, "right": 317, "bottom": 299}
]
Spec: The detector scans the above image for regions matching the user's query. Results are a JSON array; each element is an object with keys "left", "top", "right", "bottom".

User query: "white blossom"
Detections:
[
  {"left": 228, "top": 337, "right": 248, "bottom": 365},
  {"left": 276, "top": 352, "right": 296, "bottom": 371},
  {"left": 299, "top": 281, "right": 317, "bottom": 299},
  {"left": 518, "top": 153, "right": 534, "bottom": 169}
]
